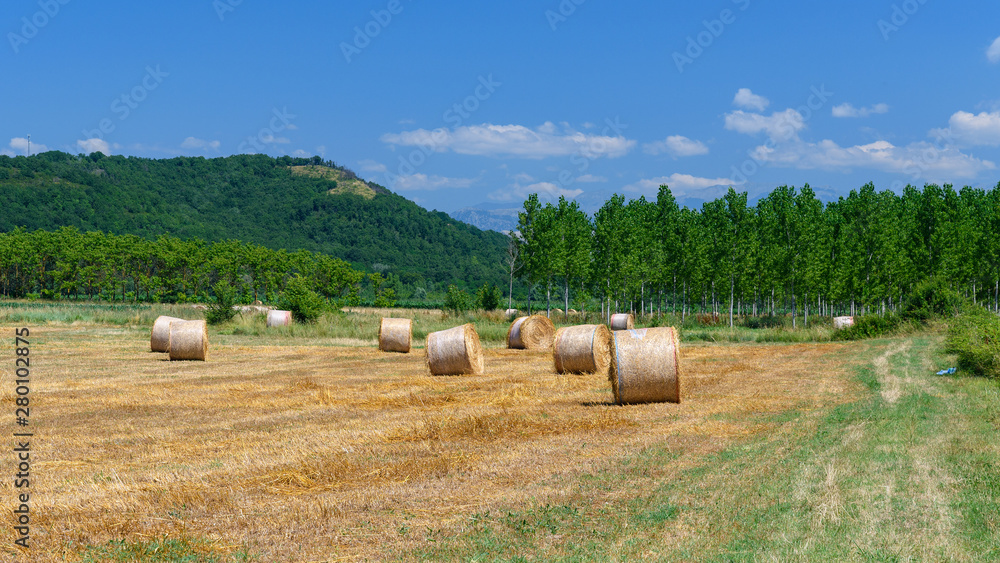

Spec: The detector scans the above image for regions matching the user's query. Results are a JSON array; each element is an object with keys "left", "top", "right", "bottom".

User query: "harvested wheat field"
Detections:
[{"left": 1, "top": 324, "right": 864, "bottom": 562}]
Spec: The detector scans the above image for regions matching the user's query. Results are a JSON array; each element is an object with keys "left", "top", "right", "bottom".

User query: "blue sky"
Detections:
[{"left": 3, "top": 0, "right": 1000, "bottom": 213}]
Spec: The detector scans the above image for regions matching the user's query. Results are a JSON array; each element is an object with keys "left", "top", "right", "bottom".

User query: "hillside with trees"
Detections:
[{"left": 0, "top": 152, "right": 509, "bottom": 294}]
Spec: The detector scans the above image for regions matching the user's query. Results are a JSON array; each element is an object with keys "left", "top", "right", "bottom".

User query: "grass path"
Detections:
[{"left": 407, "top": 334, "right": 1000, "bottom": 561}]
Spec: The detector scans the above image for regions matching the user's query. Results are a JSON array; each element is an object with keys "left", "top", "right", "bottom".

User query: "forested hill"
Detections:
[{"left": 0, "top": 152, "right": 508, "bottom": 290}]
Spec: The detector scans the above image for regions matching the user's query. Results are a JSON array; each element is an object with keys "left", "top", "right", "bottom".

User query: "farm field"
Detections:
[{"left": 2, "top": 309, "right": 1000, "bottom": 561}]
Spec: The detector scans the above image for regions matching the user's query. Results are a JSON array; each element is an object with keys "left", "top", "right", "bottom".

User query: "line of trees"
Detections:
[
  {"left": 0, "top": 226, "right": 395, "bottom": 306},
  {"left": 515, "top": 182, "right": 1000, "bottom": 326}
]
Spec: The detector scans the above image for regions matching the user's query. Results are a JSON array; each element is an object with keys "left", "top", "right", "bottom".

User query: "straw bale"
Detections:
[
  {"left": 168, "top": 320, "right": 209, "bottom": 361},
  {"left": 266, "top": 310, "right": 292, "bottom": 327},
  {"left": 379, "top": 317, "right": 412, "bottom": 353},
  {"left": 151, "top": 316, "right": 184, "bottom": 352},
  {"left": 426, "top": 324, "right": 484, "bottom": 375},
  {"left": 609, "top": 327, "right": 680, "bottom": 404},
  {"left": 552, "top": 324, "right": 611, "bottom": 375},
  {"left": 610, "top": 313, "right": 635, "bottom": 330},
  {"left": 506, "top": 315, "right": 556, "bottom": 350},
  {"left": 833, "top": 316, "right": 855, "bottom": 330}
]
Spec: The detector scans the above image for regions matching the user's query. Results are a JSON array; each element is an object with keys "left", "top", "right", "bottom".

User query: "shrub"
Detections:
[
  {"left": 278, "top": 275, "right": 327, "bottom": 323},
  {"left": 835, "top": 313, "right": 905, "bottom": 340},
  {"left": 742, "top": 315, "right": 785, "bottom": 329},
  {"left": 901, "top": 277, "right": 964, "bottom": 322},
  {"left": 205, "top": 281, "right": 238, "bottom": 325},
  {"left": 444, "top": 284, "right": 472, "bottom": 314},
  {"left": 945, "top": 304, "right": 1000, "bottom": 377},
  {"left": 476, "top": 283, "right": 503, "bottom": 311}
]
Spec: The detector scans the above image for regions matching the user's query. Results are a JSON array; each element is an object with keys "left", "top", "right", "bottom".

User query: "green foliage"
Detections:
[
  {"left": 835, "top": 313, "right": 905, "bottom": 340},
  {"left": 444, "top": 284, "right": 472, "bottom": 314},
  {"left": 277, "top": 275, "right": 327, "bottom": 323},
  {"left": 0, "top": 152, "right": 509, "bottom": 291},
  {"left": 205, "top": 281, "right": 238, "bottom": 325},
  {"left": 900, "top": 276, "right": 965, "bottom": 322},
  {"left": 476, "top": 282, "right": 503, "bottom": 311},
  {"left": 945, "top": 305, "right": 1000, "bottom": 377}
]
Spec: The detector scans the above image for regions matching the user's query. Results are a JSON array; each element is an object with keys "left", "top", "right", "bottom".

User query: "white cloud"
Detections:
[
  {"left": 936, "top": 111, "right": 1000, "bottom": 146},
  {"left": 747, "top": 138, "right": 994, "bottom": 180},
  {"left": 315, "top": 145, "right": 326, "bottom": 157},
  {"left": 575, "top": 174, "right": 607, "bottom": 183},
  {"left": 733, "top": 88, "right": 769, "bottom": 112},
  {"left": 291, "top": 149, "right": 311, "bottom": 158},
  {"left": 76, "top": 138, "right": 109, "bottom": 154},
  {"left": 488, "top": 181, "right": 583, "bottom": 202},
  {"left": 988, "top": 36, "right": 1000, "bottom": 63},
  {"left": 643, "top": 135, "right": 709, "bottom": 157},
  {"left": 10, "top": 137, "right": 49, "bottom": 155},
  {"left": 393, "top": 173, "right": 479, "bottom": 191},
  {"left": 180, "top": 137, "right": 221, "bottom": 150},
  {"left": 358, "top": 159, "right": 388, "bottom": 173},
  {"left": 625, "top": 173, "right": 737, "bottom": 194},
  {"left": 725, "top": 108, "right": 806, "bottom": 142},
  {"left": 381, "top": 122, "right": 635, "bottom": 159},
  {"left": 832, "top": 103, "right": 889, "bottom": 118}
]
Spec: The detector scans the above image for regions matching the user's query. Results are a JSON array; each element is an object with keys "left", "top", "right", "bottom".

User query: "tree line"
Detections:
[
  {"left": 0, "top": 226, "right": 395, "bottom": 306},
  {"left": 515, "top": 182, "right": 1000, "bottom": 326}
]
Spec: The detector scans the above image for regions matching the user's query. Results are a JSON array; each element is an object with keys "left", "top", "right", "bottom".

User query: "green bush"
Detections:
[
  {"left": 476, "top": 283, "right": 503, "bottom": 311},
  {"left": 835, "top": 313, "right": 905, "bottom": 340},
  {"left": 444, "top": 284, "right": 472, "bottom": 314},
  {"left": 945, "top": 304, "right": 1000, "bottom": 377},
  {"left": 278, "top": 275, "right": 327, "bottom": 323},
  {"left": 205, "top": 281, "right": 238, "bottom": 325},
  {"left": 901, "top": 276, "right": 965, "bottom": 322}
]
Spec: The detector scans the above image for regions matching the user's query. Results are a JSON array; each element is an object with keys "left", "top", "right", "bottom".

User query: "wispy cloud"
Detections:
[
  {"left": 832, "top": 102, "right": 889, "bottom": 118},
  {"left": 748, "top": 138, "right": 994, "bottom": 180},
  {"left": 393, "top": 173, "right": 480, "bottom": 191},
  {"left": 180, "top": 137, "right": 221, "bottom": 150},
  {"left": 988, "top": 36, "right": 1000, "bottom": 63},
  {"left": 643, "top": 135, "right": 709, "bottom": 157},
  {"left": 733, "top": 88, "right": 769, "bottom": 112},
  {"left": 381, "top": 122, "right": 635, "bottom": 159},
  {"left": 488, "top": 180, "right": 583, "bottom": 202},
  {"left": 625, "top": 173, "right": 737, "bottom": 194}
]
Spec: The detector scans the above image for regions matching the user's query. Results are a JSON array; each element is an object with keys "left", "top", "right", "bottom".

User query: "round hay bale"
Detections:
[
  {"left": 266, "top": 310, "right": 292, "bottom": 327},
  {"left": 833, "top": 316, "right": 855, "bottom": 330},
  {"left": 506, "top": 315, "right": 556, "bottom": 350},
  {"left": 610, "top": 313, "right": 635, "bottom": 330},
  {"left": 609, "top": 327, "right": 680, "bottom": 404},
  {"left": 151, "top": 316, "right": 185, "bottom": 352},
  {"left": 426, "top": 324, "right": 484, "bottom": 376},
  {"left": 504, "top": 308, "right": 519, "bottom": 317},
  {"left": 168, "top": 320, "right": 209, "bottom": 361},
  {"left": 379, "top": 317, "right": 412, "bottom": 353},
  {"left": 552, "top": 324, "right": 611, "bottom": 375}
]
